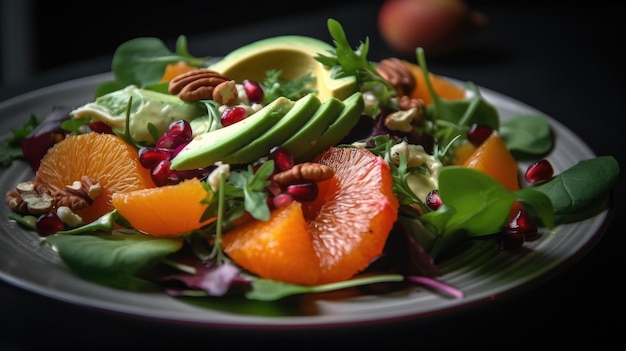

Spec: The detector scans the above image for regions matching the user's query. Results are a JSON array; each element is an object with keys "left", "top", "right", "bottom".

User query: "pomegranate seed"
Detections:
[
  {"left": 272, "top": 192, "right": 294, "bottom": 208},
  {"left": 156, "top": 134, "right": 187, "bottom": 150},
  {"left": 269, "top": 146, "right": 294, "bottom": 172},
  {"left": 525, "top": 159, "right": 554, "bottom": 184},
  {"left": 286, "top": 182, "right": 318, "bottom": 202},
  {"left": 36, "top": 213, "right": 64, "bottom": 237},
  {"left": 221, "top": 106, "right": 247, "bottom": 127},
  {"left": 425, "top": 190, "right": 442, "bottom": 210},
  {"left": 89, "top": 122, "right": 113, "bottom": 134},
  {"left": 467, "top": 124, "right": 493, "bottom": 146},
  {"left": 166, "top": 120, "right": 192, "bottom": 140},
  {"left": 507, "top": 208, "right": 538, "bottom": 236},
  {"left": 243, "top": 79, "right": 264, "bottom": 104},
  {"left": 138, "top": 147, "right": 171, "bottom": 169},
  {"left": 500, "top": 208, "right": 538, "bottom": 250},
  {"left": 151, "top": 159, "right": 172, "bottom": 186}
]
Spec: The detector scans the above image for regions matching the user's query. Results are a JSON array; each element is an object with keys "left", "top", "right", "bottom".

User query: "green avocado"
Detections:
[
  {"left": 296, "top": 92, "right": 365, "bottom": 162},
  {"left": 208, "top": 36, "right": 357, "bottom": 103},
  {"left": 282, "top": 97, "right": 345, "bottom": 162},
  {"left": 221, "top": 94, "right": 322, "bottom": 165},
  {"left": 170, "top": 97, "right": 294, "bottom": 170}
]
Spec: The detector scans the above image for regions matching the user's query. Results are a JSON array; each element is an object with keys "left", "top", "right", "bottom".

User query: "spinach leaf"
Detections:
[
  {"left": 500, "top": 114, "right": 553, "bottom": 159},
  {"left": 532, "top": 155, "right": 619, "bottom": 224},
  {"left": 45, "top": 233, "right": 183, "bottom": 289},
  {"left": 110, "top": 35, "right": 210, "bottom": 90}
]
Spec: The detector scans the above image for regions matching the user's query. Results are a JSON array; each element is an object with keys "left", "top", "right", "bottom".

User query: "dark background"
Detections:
[{"left": 1, "top": 0, "right": 624, "bottom": 350}]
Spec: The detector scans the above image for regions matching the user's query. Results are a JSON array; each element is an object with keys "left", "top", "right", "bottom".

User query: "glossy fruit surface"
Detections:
[
  {"left": 35, "top": 133, "right": 156, "bottom": 223},
  {"left": 222, "top": 147, "right": 399, "bottom": 285},
  {"left": 112, "top": 177, "right": 215, "bottom": 236},
  {"left": 462, "top": 131, "right": 519, "bottom": 191}
]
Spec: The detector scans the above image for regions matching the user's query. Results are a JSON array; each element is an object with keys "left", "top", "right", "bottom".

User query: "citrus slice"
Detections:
[
  {"left": 463, "top": 131, "right": 520, "bottom": 191},
  {"left": 112, "top": 177, "right": 215, "bottom": 236},
  {"left": 222, "top": 146, "right": 399, "bottom": 285},
  {"left": 35, "top": 133, "right": 156, "bottom": 223},
  {"left": 402, "top": 60, "right": 466, "bottom": 105}
]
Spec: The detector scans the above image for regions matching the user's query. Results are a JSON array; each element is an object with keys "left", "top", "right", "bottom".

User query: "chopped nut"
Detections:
[
  {"left": 6, "top": 181, "right": 55, "bottom": 215},
  {"left": 272, "top": 162, "right": 335, "bottom": 186},
  {"left": 56, "top": 206, "right": 83, "bottom": 227},
  {"left": 384, "top": 107, "right": 422, "bottom": 133},
  {"left": 54, "top": 176, "right": 102, "bottom": 211},
  {"left": 168, "top": 69, "right": 237, "bottom": 103}
]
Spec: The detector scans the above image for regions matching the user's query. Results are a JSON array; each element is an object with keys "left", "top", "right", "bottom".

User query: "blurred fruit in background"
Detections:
[{"left": 377, "top": 0, "right": 486, "bottom": 57}]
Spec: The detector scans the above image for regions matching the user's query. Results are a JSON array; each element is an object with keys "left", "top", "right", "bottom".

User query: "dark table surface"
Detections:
[{"left": 1, "top": 2, "right": 624, "bottom": 349}]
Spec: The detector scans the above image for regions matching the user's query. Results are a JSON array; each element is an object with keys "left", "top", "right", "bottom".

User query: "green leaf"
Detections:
[
  {"left": 500, "top": 114, "right": 553, "bottom": 159},
  {"left": 45, "top": 233, "right": 183, "bottom": 286},
  {"left": 532, "top": 156, "right": 619, "bottom": 224},
  {"left": 246, "top": 275, "right": 404, "bottom": 301}
]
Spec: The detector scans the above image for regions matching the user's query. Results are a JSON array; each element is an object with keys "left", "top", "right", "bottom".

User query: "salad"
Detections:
[{"left": 1, "top": 19, "right": 619, "bottom": 303}]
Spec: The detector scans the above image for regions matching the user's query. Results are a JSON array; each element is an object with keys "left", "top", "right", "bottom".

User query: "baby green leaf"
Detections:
[{"left": 500, "top": 114, "right": 553, "bottom": 159}]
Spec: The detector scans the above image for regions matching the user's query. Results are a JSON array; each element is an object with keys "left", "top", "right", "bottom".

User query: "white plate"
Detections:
[{"left": 0, "top": 73, "right": 611, "bottom": 329}]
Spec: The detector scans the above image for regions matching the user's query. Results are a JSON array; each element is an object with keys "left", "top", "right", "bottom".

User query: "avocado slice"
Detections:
[
  {"left": 208, "top": 36, "right": 357, "bottom": 103},
  {"left": 296, "top": 92, "right": 365, "bottom": 162},
  {"left": 71, "top": 85, "right": 207, "bottom": 144},
  {"left": 282, "top": 97, "right": 345, "bottom": 162},
  {"left": 170, "top": 97, "right": 294, "bottom": 170},
  {"left": 221, "top": 94, "right": 322, "bottom": 165}
]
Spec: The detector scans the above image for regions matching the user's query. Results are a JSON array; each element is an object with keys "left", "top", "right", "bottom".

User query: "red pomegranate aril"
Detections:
[
  {"left": 467, "top": 124, "right": 493, "bottom": 146},
  {"left": 272, "top": 192, "right": 294, "bottom": 208},
  {"left": 151, "top": 159, "right": 172, "bottom": 186},
  {"left": 525, "top": 159, "right": 554, "bottom": 184},
  {"left": 221, "top": 106, "right": 247, "bottom": 127},
  {"left": 507, "top": 208, "right": 538, "bottom": 236},
  {"left": 36, "top": 213, "right": 64, "bottom": 237},
  {"left": 286, "top": 182, "right": 318, "bottom": 202},
  {"left": 156, "top": 134, "right": 187, "bottom": 150},
  {"left": 167, "top": 120, "right": 192, "bottom": 140},
  {"left": 89, "top": 121, "right": 113, "bottom": 134},
  {"left": 425, "top": 189, "right": 442, "bottom": 210},
  {"left": 269, "top": 146, "right": 294, "bottom": 172},
  {"left": 138, "top": 147, "right": 171, "bottom": 169},
  {"left": 243, "top": 79, "right": 264, "bottom": 104}
]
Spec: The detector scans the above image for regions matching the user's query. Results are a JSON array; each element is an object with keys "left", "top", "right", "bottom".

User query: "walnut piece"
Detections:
[
  {"left": 54, "top": 176, "right": 103, "bottom": 211},
  {"left": 272, "top": 163, "right": 335, "bottom": 186},
  {"left": 168, "top": 69, "right": 238, "bottom": 104},
  {"left": 6, "top": 181, "right": 54, "bottom": 215}
]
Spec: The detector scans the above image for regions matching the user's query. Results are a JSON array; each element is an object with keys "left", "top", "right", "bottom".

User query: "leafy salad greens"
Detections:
[{"left": 1, "top": 19, "right": 619, "bottom": 303}]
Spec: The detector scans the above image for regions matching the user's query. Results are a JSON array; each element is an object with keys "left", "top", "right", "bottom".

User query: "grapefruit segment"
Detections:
[{"left": 222, "top": 146, "right": 399, "bottom": 286}]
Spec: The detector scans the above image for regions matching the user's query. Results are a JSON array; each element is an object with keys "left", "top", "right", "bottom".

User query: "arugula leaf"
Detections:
[
  {"left": 0, "top": 114, "right": 40, "bottom": 166},
  {"left": 261, "top": 69, "right": 317, "bottom": 104}
]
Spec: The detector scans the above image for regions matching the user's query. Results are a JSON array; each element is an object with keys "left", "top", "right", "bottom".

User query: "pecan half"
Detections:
[
  {"left": 272, "top": 163, "right": 335, "bottom": 186},
  {"left": 376, "top": 58, "right": 416, "bottom": 97},
  {"left": 168, "top": 69, "right": 238, "bottom": 104}
]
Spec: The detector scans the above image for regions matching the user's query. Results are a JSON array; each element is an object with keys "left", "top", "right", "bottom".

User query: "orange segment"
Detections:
[
  {"left": 221, "top": 201, "right": 320, "bottom": 286},
  {"left": 111, "top": 177, "right": 215, "bottom": 236},
  {"left": 160, "top": 61, "right": 197, "bottom": 82},
  {"left": 222, "top": 147, "right": 399, "bottom": 286},
  {"left": 450, "top": 139, "right": 477, "bottom": 165},
  {"left": 35, "top": 133, "right": 156, "bottom": 223},
  {"left": 402, "top": 60, "right": 466, "bottom": 105},
  {"left": 463, "top": 131, "right": 520, "bottom": 191}
]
